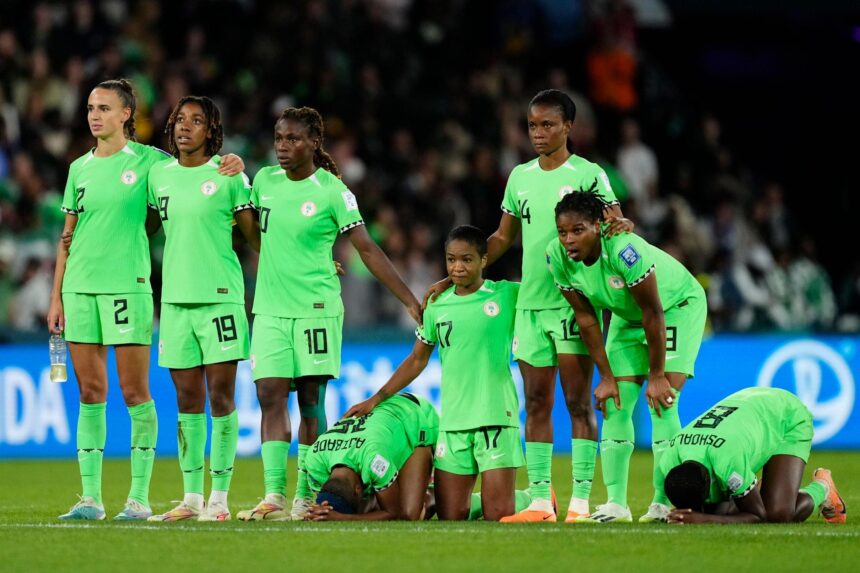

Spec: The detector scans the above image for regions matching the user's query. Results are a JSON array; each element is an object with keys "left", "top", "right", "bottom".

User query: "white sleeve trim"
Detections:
[
  {"left": 232, "top": 203, "right": 254, "bottom": 213},
  {"left": 415, "top": 327, "right": 435, "bottom": 346},
  {"left": 731, "top": 477, "right": 758, "bottom": 499},
  {"left": 627, "top": 264, "right": 655, "bottom": 288},
  {"left": 61, "top": 207, "right": 79, "bottom": 215},
  {"left": 501, "top": 206, "right": 518, "bottom": 217},
  {"left": 373, "top": 471, "right": 399, "bottom": 493},
  {"left": 339, "top": 220, "right": 365, "bottom": 234}
]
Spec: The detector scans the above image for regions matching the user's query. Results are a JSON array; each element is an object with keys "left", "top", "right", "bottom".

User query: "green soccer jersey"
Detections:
[
  {"left": 304, "top": 394, "right": 424, "bottom": 494},
  {"left": 501, "top": 155, "right": 617, "bottom": 311},
  {"left": 61, "top": 141, "right": 169, "bottom": 294},
  {"left": 250, "top": 166, "right": 364, "bottom": 318},
  {"left": 147, "top": 156, "right": 251, "bottom": 304},
  {"left": 546, "top": 231, "right": 703, "bottom": 322},
  {"left": 417, "top": 280, "right": 519, "bottom": 431},
  {"left": 658, "top": 388, "right": 811, "bottom": 504}
]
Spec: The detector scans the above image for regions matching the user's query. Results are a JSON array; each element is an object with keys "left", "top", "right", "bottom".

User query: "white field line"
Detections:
[{"left": 0, "top": 523, "right": 857, "bottom": 538}]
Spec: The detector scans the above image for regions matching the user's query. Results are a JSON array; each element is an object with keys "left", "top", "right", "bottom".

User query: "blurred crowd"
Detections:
[{"left": 0, "top": 0, "right": 854, "bottom": 341}]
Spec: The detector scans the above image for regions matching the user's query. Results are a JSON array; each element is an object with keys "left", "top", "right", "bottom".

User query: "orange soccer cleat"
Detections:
[{"left": 814, "top": 468, "right": 847, "bottom": 524}]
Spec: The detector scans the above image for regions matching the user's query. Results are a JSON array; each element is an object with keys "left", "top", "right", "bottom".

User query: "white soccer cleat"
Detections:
[
  {"left": 58, "top": 496, "right": 106, "bottom": 520},
  {"left": 148, "top": 501, "right": 202, "bottom": 522},
  {"left": 199, "top": 500, "right": 231, "bottom": 522},
  {"left": 237, "top": 495, "right": 289, "bottom": 521},
  {"left": 582, "top": 502, "right": 633, "bottom": 523},
  {"left": 638, "top": 503, "right": 671, "bottom": 523},
  {"left": 290, "top": 497, "right": 313, "bottom": 521},
  {"left": 114, "top": 498, "right": 153, "bottom": 521}
]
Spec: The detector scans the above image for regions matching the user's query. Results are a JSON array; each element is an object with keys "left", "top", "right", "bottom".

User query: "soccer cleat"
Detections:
[
  {"left": 290, "top": 497, "right": 313, "bottom": 521},
  {"left": 237, "top": 496, "right": 288, "bottom": 521},
  {"left": 500, "top": 492, "right": 557, "bottom": 523},
  {"left": 638, "top": 503, "right": 670, "bottom": 523},
  {"left": 147, "top": 501, "right": 202, "bottom": 522},
  {"left": 58, "top": 496, "right": 106, "bottom": 520},
  {"left": 114, "top": 499, "right": 153, "bottom": 521},
  {"left": 565, "top": 510, "right": 590, "bottom": 523},
  {"left": 582, "top": 502, "right": 633, "bottom": 523},
  {"left": 814, "top": 468, "right": 846, "bottom": 524},
  {"left": 199, "top": 500, "right": 231, "bottom": 522}
]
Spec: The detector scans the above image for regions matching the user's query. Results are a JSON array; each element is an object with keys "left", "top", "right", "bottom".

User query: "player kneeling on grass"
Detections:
[
  {"left": 301, "top": 393, "right": 438, "bottom": 520},
  {"left": 657, "top": 387, "right": 846, "bottom": 525},
  {"left": 347, "top": 226, "right": 534, "bottom": 521}
]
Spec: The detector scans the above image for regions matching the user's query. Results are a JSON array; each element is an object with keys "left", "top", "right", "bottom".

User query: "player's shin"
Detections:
[
  {"left": 649, "top": 391, "right": 681, "bottom": 506},
  {"left": 178, "top": 412, "right": 207, "bottom": 507},
  {"left": 210, "top": 410, "right": 239, "bottom": 501},
  {"left": 128, "top": 400, "right": 157, "bottom": 506},
  {"left": 800, "top": 481, "right": 828, "bottom": 516},
  {"left": 525, "top": 442, "right": 553, "bottom": 507},
  {"left": 261, "top": 440, "right": 289, "bottom": 497},
  {"left": 77, "top": 402, "right": 107, "bottom": 504},
  {"left": 599, "top": 382, "right": 639, "bottom": 507},
  {"left": 571, "top": 438, "right": 597, "bottom": 513}
]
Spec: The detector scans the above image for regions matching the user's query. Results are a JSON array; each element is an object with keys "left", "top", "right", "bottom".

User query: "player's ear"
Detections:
[{"left": 480, "top": 253, "right": 488, "bottom": 270}]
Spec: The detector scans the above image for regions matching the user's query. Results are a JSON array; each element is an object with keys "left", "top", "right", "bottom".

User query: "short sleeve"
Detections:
[
  {"left": 144, "top": 145, "right": 171, "bottom": 170},
  {"left": 332, "top": 183, "right": 364, "bottom": 234},
  {"left": 500, "top": 172, "right": 520, "bottom": 218},
  {"left": 361, "top": 447, "right": 398, "bottom": 492},
  {"left": 146, "top": 166, "right": 158, "bottom": 210},
  {"left": 249, "top": 173, "right": 260, "bottom": 209},
  {"left": 713, "top": 453, "right": 757, "bottom": 501},
  {"left": 592, "top": 166, "right": 618, "bottom": 205},
  {"left": 416, "top": 303, "right": 437, "bottom": 346},
  {"left": 61, "top": 164, "right": 79, "bottom": 215},
  {"left": 546, "top": 238, "right": 577, "bottom": 292},
  {"left": 611, "top": 234, "right": 655, "bottom": 288},
  {"left": 230, "top": 172, "right": 253, "bottom": 213}
]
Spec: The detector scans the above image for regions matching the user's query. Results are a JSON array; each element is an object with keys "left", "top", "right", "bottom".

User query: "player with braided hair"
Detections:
[
  {"left": 545, "top": 189, "right": 707, "bottom": 523},
  {"left": 237, "top": 106, "right": 421, "bottom": 522}
]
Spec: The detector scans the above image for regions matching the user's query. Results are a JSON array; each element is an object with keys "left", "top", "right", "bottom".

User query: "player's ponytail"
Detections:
[
  {"left": 96, "top": 78, "right": 137, "bottom": 140},
  {"left": 554, "top": 179, "right": 607, "bottom": 222},
  {"left": 280, "top": 106, "right": 341, "bottom": 179}
]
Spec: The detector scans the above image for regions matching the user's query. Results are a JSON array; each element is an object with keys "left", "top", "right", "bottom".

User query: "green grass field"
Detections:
[{"left": 1, "top": 452, "right": 857, "bottom": 572}]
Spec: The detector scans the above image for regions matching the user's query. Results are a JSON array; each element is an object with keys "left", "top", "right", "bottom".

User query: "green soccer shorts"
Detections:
[
  {"left": 397, "top": 393, "right": 440, "bottom": 449},
  {"left": 158, "top": 302, "right": 250, "bottom": 368},
  {"left": 250, "top": 314, "right": 343, "bottom": 380},
  {"left": 606, "top": 293, "right": 707, "bottom": 378},
  {"left": 513, "top": 307, "right": 593, "bottom": 367},
  {"left": 62, "top": 292, "right": 153, "bottom": 346},
  {"left": 434, "top": 426, "right": 525, "bottom": 476},
  {"left": 774, "top": 398, "right": 814, "bottom": 462}
]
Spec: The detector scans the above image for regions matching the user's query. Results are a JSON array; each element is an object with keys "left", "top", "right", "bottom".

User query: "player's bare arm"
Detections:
[
  {"left": 47, "top": 213, "right": 78, "bottom": 334},
  {"left": 308, "top": 482, "right": 404, "bottom": 521},
  {"left": 669, "top": 489, "right": 766, "bottom": 525},
  {"left": 628, "top": 272, "right": 675, "bottom": 416},
  {"left": 234, "top": 208, "right": 260, "bottom": 253}
]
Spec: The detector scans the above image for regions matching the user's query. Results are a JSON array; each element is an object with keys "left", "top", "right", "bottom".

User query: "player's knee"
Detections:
[
  {"left": 400, "top": 505, "right": 423, "bottom": 521},
  {"left": 208, "top": 393, "right": 235, "bottom": 418},
  {"left": 79, "top": 386, "right": 107, "bottom": 404},
  {"left": 438, "top": 507, "right": 469, "bottom": 521},
  {"left": 176, "top": 386, "right": 205, "bottom": 412},
  {"left": 765, "top": 506, "right": 795, "bottom": 523},
  {"left": 565, "top": 397, "right": 593, "bottom": 421},
  {"left": 524, "top": 388, "right": 552, "bottom": 416}
]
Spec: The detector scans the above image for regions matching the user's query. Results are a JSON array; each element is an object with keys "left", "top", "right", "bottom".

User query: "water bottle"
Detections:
[{"left": 49, "top": 334, "right": 68, "bottom": 383}]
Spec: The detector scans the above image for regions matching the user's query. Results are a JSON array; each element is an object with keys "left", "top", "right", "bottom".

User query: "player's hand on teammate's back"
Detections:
[
  {"left": 645, "top": 373, "right": 676, "bottom": 417},
  {"left": 602, "top": 216, "right": 634, "bottom": 238},
  {"left": 217, "top": 153, "right": 245, "bottom": 176},
  {"left": 47, "top": 299, "right": 64, "bottom": 334},
  {"left": 422, "top": 276, "right": 453, "bottom": 310},
  {"left": 343, "top": 395, "right": 382, "bottom": 419},
  {"left": 593, "top": 375, "right": 620, "bottom": 418}
]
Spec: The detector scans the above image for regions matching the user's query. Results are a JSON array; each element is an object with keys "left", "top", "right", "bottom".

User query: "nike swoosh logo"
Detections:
[
  {"left": 221, "top": 344, "right": 236, "bottom": 351},
  {"left": 158, "top": 186, "right": 169, "bottom": 193},
  {"left": 517, "top": 190, "right": 529, "bottom": 196},
  {"left": 666, "top": 355, "right": 680, "bottom": 360},
  {"left": 490, "top": 453, "right": 504, "bottom": 460},
  {"left": 437, "top": 314, "right": 449, "bottom": 321},
  {"left": 313, "top": 359, "right": 328, "bottom": 365},
  {"left": 118, "top": 327, "right": 134, "bottom": 334},
  {"left": 261, "top": 195, "right": 273, "bottom": 200}
]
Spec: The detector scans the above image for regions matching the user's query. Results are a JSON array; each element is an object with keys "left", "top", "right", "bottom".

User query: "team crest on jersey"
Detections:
[
  {"left": 559, "top": 185, "right": 574, "bottom": 199},
  {"left": 301, "top": 201, "right": 317, "bottom": 217},
  {"left": 619, "top": 244, "right": 641, "bottom": 268},
  {"left": 120, "top": 170, "right": 138, "bottom": 185},
  {"left": 483, "top": 301, "right": 500, "bottom": 317},
  {"left": 435, "top": 443, "right": 447, "bottom": 458},
  {"left": 200, "top": 180, "right": 218, "bottom": 196},
  {"left": 608, "top": 276, "right": 625, "bottom": 289},
  {"left": 370, "top": 454, "right": 391, "bottom": 478}
]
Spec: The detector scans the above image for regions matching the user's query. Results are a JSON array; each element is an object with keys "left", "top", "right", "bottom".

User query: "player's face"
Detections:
[
  {"left": 87, "top": 88, "right": 131, "bottom": 140},
  {"left": 274, "top": 118, "right": 317, "bottom": 172},
  {"left": 556, "top": 211, "right": 600, "bottom": 262},
  {"left": 173, "top": 102, "right": 210, "bottom": 156},
  {"left": 527, "top": 104, "right": 571, "bottom": 156},
  {"left": 446, "top": 239, "right": 487, "bottom": 288}
]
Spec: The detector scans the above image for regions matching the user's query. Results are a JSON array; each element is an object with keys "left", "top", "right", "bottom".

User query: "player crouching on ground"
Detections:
[
  {"left": 302, "top": 393, "right": 438, "bottom": 521},
  {"left": 347, "top": 225, "right": 534, "bottom": 521},
  {"left": 658, "top": 387, "right": 846, "bottom": 525}
]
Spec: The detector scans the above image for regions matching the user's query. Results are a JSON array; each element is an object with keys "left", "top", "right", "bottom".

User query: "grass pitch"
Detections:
[{"left": 1, "top": 452, "right": 857, "bottom": 572}]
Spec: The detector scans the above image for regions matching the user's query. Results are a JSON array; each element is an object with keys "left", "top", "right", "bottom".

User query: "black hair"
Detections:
[
  {"left": 664, "top": 461, "right": 710, "bottom": 512},
  {"left": 445, "top": 225, "right": 487, "bottom": 257},
  {"left": 529, "top": 89, "right": 577, "bottom": 123},
  {"left": 318, "top": 475, "right": 359, "bottom": 514},
  {"left": 278, "top": 106, "right": 340, "bottom": 178},
  {"left": 554, "top": 180, "right": 606, "bottom": 222},
  {"left": 165, "top": 95, "right": 224, "bottom": 158},
  {"left": 95, "top": 79, "right": 137, "bottom": 140}
]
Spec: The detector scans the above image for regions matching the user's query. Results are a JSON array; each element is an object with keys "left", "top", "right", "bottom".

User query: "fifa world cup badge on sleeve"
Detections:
[{"left": 619, "top": 244, "right": 640, "bottom": 268}]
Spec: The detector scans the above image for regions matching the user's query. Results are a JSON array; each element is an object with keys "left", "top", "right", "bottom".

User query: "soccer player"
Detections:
[
  {"left": 427, "top": 90, "right": 632, "bottom": 522},
  {"left": 347, "top": 225, "right": 532, "bottom": 521},
  {"left": 237, "top": 107, "right": 421, "bottom": 521},
  {"left": 47, "top": 80, "right": 242, "bottom": 521},
  {"left": 546, "top": 190, "right": 707, "bottom": 523},
  {"left": 144, "top": 96, "right": 258, "bottom": 522},
  {"left": 659, "top": 387, "right": 846, "bottom": 525},
  {"left": 302, "top": 393, "right": 438, "bottom": 521}
]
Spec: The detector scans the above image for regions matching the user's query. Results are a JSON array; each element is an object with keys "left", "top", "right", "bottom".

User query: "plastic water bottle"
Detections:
[{"left": 49, "top": 334, "right": 68, "bottom": 383}]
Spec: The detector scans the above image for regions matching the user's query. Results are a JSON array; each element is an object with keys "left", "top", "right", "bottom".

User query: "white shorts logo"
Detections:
[
  {"left": 608, "top": 276, "right": 625, "bottom": 289},
  {"left": 158, "top": 340, "right": 164, "bottom": 354},
  {"left": 512, "top": 336, "right": 519, "bottom": 353},
  {"left": 483, "top": 301, "right": 500, "bottom": 317},
  {"left": 435, "top": 443, "right": 446, "bottom": 458},
  {"left": 756, "top": 339, "right": 855, "bottom": 444},
  {"left": 250, "top": 354, "right": 256, "bottom": 370},
  {"left": 370, "top": 454, "right": 390, "bottom": 478},
  {"left": 559, "top": 185, "right": 574, "bottom": 199},
  {"left": 200, "top": 180, "right": 218, "bottom": 196},
  {"left": 301, "top": 201, "right": 317, "bottom": 217},
  {"left": 121, "top": 170, "right": 138, "bottom": 185}
]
